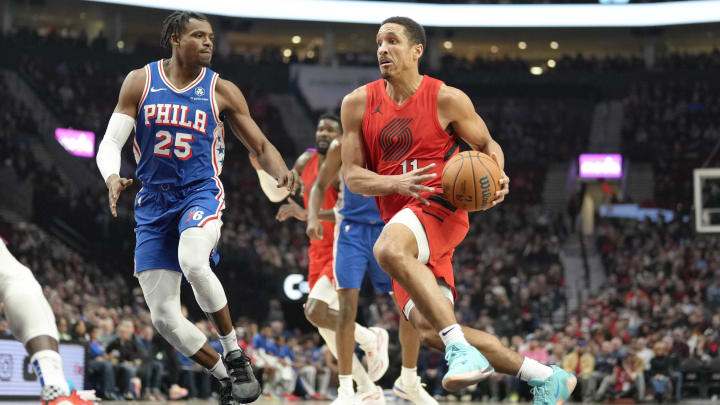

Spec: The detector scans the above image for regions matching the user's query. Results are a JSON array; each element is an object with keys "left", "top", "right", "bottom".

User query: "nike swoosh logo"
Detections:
[
  {"left": 441, "top": 327, "right": 456, "bottom": 336},
  {"left": 150, "top": 87, "right": 167, "bottom": 92}
]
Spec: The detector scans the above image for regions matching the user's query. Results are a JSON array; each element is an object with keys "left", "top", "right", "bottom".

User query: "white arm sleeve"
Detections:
[{"left": 96, "top": 112, "right": 135, "bottom": 182}]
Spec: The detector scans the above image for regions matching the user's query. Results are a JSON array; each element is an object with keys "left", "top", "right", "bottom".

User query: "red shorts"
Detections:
[
  {"left": 390, "top": 200, "right": 469, "bottom": 318},
  {"left": 308, "top": 243, "right": 334, "bottom": 289}
]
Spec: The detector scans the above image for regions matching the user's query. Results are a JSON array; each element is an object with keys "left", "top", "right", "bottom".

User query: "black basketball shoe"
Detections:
[
  {"left": 224, "top": 348, "right": 262, "bottom": 403},
  {"left": 218, "top": 378, "right": 235, "bottom": 405}
]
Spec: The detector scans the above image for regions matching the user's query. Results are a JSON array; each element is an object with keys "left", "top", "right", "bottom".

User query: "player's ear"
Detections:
[
  {"left": 414, "top": 43, "right": 424, "bottom": 61},
  {"left": 171, "top": 32, "right": 181, "bottom": 48}
]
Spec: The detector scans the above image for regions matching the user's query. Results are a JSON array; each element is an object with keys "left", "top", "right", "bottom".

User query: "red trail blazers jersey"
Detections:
[{"left": 361, "top": 75, "right": 460, "bottom": 222}]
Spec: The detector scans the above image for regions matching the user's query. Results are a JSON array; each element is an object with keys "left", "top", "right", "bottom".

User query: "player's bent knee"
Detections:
[
  {"left": 304, "top": 299, "right": 326, "bottom": 326},
  {"left": 304, "top": 301, "right": 320, "bottom": 326},
  {"left": 178, "top": 225, "right": 227, "bottom": 313},
  {"left": 150, "top": 301, "right": 182, "bottom": 336},
  {"left": 177, "top": 222, "right": 219, "bottom": 279},
  {"left": 150, "top": 306, "right": 204, "bottom": 357},
  {"left": 2, "top": 264, "right": 58, "bottom": 344},
  {"left": 373, "top": 239, "right": 406, "bottom": 275}
]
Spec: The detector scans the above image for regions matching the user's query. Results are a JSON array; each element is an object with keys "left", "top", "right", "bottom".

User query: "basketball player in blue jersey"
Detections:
[
  {"left": 307, "top": 134, "right": 436, "bottom": 405},
  {"left": 95, "top": 11, "right": 301, "bottom": 405},
  {"left": 274, "top": 115, "right": 388, "bottom": 405},
  {"left": 0, "top": 238, "right": 94, "bottom": 405}
]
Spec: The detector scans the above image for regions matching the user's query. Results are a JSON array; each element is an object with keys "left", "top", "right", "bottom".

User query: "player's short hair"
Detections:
[
  {"left": 161, "top": 11, "right": 209, "bottom": 48},
  {"left": 381, "top": 16, "right": 426, "bottom": 50},
  {"left": 319, "top": 113, "right": 342, "bottom": 133}
]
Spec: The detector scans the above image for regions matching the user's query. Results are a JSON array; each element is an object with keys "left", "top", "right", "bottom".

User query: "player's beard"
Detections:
[
  {"left": 198, "top": 55, "right": 212, "bottom": 67},
  {"left": 317, "top": 144, "right": 329, "bottom": 155}
]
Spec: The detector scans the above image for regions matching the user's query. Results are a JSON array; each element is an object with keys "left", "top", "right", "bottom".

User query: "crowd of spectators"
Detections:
[
  {"left": 0, "top": 219, "right": 337, "bottom": 401},
  {"left": 577, "top": 214, "right": 720, "bottom": 401},
  {"left": 621, "top": 78, "right": 720, "bottom": 208},
  {"left": 340, "top": 49, "right": 720, "bottom": 73},
  {"left": 473, "top": 96, "right": 593, "bottom": 203}
]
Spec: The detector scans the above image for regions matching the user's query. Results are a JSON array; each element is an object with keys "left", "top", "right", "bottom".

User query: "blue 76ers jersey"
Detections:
[
  {"left": 134, "top": 60, "right": 225, "bottom": 186},
  {"left": 337, "top": 174, "right": 382, "bottom": 224}
]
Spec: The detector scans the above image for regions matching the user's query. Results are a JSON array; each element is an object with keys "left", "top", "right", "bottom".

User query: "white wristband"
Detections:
[{"left": 96, "top": 113, "right": 135, "bottom": 182}]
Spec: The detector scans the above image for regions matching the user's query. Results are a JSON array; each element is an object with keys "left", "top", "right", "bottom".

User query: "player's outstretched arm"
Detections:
[
  {"left": 216, "top": 78, "right": 302, "bottom": 195},
  {"left": 438, "top": 85, "right": 510, "bottom": 206},
  {"left": 341, "top": 87, "right": 436, "bottom": 205},
  {"left": 275, "top": 150, "right": 313, "bottom": 222},
  {"left": 306, "top": 139, "right": 342, "bottom": 239},
  {"left": 96, "top": 68, "right": 145, "bottom": 217}
]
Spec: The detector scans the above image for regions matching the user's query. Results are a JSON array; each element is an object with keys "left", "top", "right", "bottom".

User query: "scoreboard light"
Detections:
[
  {"left": 55, "top": 128, "right": 95, "bottom": 158},
  {"left": 579, "top": 154, "right": 622, "bottom": 178}
]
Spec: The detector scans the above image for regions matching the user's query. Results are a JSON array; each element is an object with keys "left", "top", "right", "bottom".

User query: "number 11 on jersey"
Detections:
[{"left": 400, "top": 159, "right": 418, "bottom": 174}]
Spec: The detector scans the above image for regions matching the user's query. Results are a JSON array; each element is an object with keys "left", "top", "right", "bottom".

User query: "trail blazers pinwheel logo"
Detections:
[{"left": 379, "top": 118, "right": 413, "bottom": 161}]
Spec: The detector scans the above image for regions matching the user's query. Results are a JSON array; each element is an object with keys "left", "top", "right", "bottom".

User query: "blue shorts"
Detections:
[
  {"left": 134, "top": 178, "right": 224, "bottom": 273},
  {"left": 333, "top": 219, "right": 391, "bottom": 293}
]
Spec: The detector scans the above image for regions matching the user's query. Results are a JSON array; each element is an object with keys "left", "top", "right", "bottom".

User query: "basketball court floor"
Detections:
[{"left": 0, "top": 400, "right": 717, "bottom": 405}]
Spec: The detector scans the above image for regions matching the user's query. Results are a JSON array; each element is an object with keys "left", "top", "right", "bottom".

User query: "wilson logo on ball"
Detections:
[{"left": 479, "top": 176, "right": 492, "bottom": 207}]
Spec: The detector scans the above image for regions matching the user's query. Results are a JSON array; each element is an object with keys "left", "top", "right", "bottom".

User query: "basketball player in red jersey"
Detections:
[
  {"left": 340, "top": 16, "right": 576, "bottom": 405},
  {"left": 275, "top": 115, "right": 388, "bottom": 404}
]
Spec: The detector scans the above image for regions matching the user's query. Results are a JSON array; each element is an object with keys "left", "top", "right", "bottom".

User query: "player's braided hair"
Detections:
[
  {"left": 160, "top": 11, "right": 208, "bottom": 49},
  {"left": 381, "top": 16, "right": 426, "bottom": 50}
]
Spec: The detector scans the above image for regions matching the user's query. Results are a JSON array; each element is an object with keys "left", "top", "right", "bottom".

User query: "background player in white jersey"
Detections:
[
  {"left": 0, "top": 238, "right": 93, "bottom": 405},
  {"left": 307, "top": 135, "right": 435, "bottom": 405},
  {"left": 95, "top": 11, "right": 301, "bottom": 404}
]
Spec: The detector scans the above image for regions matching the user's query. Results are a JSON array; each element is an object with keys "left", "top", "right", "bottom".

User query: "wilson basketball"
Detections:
[{"left": 442, "top": 151, "right": 502, "bottom": 211}]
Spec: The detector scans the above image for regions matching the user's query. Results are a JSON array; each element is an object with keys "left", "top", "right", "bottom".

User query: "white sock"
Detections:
[
  {"left": 219, "top": 329, "right": 240, "bottom": 356},
  {"left": 355, "top": 324, "right": 376, "bottom": 350},
  {"left": 517, "top": 357, "right": 553, "bottom": 382},
  {"left": 401, "top": 366, "right": 418, "bottom": 386},
  {"left": 209, "top": 357, "right": 230, "bottom": 380},
  {"left": 31, "top": 350, "right": 70, "bottom": 401},
  {"left": 320, "top": 327, "right": 374, "bottom": 392},
  {"left": 353, "top": 355, "right": 375, "bottom": 393},
  {"left": 439, "top": 324, "right": 468, "bottom": 347},
  {"left": 338, "top": 374, "right": 354, "bottom": 397}
]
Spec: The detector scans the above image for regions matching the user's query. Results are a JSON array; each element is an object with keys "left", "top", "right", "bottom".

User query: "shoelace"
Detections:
[
  {"left": 530, "top": 384, "right": 550, "bottom": 405},
  {"left": 220, "top": 381, "right": 234, "bottom": 405},
  {"left": 228, "top": 352, "right": 252, "bottom": 383},
  {"left": 444, "top": 345, "right": 465, "bottom": 365}
]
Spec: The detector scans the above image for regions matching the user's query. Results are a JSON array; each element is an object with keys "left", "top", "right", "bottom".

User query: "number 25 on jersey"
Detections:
[{"left": 154, "top": 130, "right": 194, "bottom": 160}]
